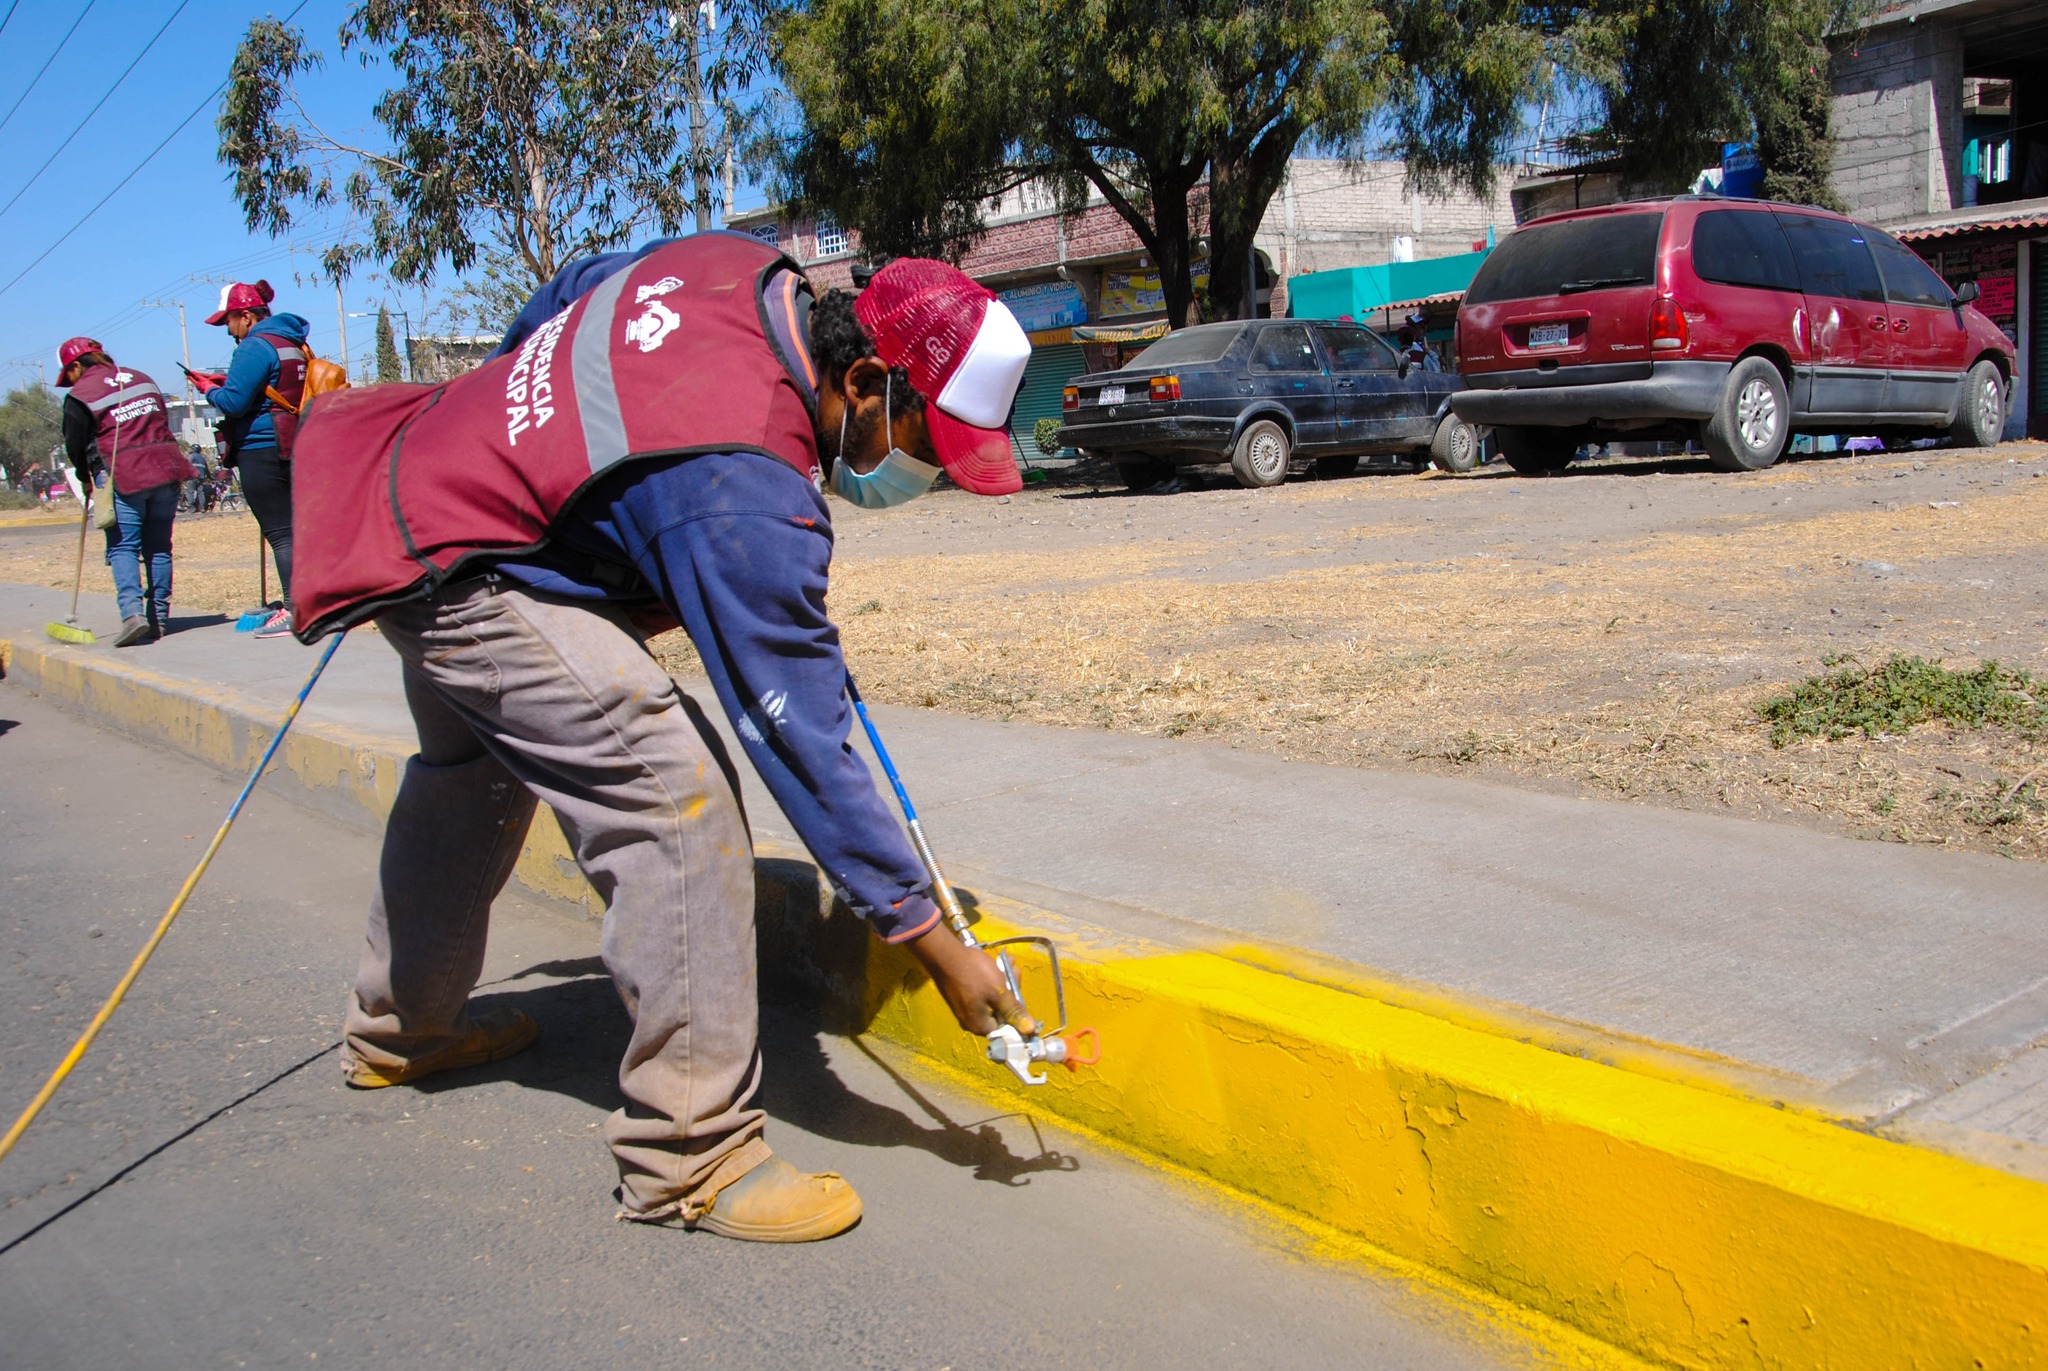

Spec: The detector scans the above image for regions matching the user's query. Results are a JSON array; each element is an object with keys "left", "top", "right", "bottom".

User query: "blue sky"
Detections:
[{"left": 0, "top": 0, "right": 769, "bottom": 394}]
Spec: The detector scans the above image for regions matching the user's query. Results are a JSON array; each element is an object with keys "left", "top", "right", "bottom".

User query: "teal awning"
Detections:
[{"left": 1286, "top": 250, "right": 1490, "bottom": 320}]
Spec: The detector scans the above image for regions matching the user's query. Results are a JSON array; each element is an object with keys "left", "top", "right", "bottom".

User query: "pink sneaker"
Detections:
[{"left": 252, "top": 608, "right": 294, "bottom": 639}]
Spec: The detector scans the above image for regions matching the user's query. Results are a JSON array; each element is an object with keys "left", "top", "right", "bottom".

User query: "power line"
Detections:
[
  {"left": 0, "top": 2, "right": 21, "bottom": 44},
  {"left": 0, "top": 0, "right": 312, "bottom": 302},
  {"left": 0, "top": 0, "right": 194, "bottom": 223},
  {"left": 0, "top": 0, "right": 98, "bottom": 138}
]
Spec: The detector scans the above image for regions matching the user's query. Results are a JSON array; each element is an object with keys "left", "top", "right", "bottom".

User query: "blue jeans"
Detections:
[{"left": 102, "top": 480, "right": 178, "bottom": 626}]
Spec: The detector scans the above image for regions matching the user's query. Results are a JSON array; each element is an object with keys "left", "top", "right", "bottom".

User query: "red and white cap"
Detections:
[
  {"left": 205, "top": 279, "right": 276, "bottom": 326},
  {"left": 55, "top": 336, "right": 102, "bottom": 384},
  {"left": 854, "top": 259, "right": 1030, "bottom": 496}
]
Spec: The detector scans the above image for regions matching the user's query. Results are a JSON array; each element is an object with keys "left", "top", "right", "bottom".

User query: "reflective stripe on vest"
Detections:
[
  {"left": 82, "top": 381, "right": 166, "bottom": 413},
  {"left": 271, "top": 346, "right": 307, "bottom": 362},
  {"left": 571, "top": 266, "right": 633, "bottom": 473}
]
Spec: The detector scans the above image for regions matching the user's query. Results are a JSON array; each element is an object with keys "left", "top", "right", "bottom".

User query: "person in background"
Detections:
[
  {"left": 190, "top": 279, "right": 311, "bottom": 639},
  {"left": 56, "top": 336, "right": 196, "bottom": 647},
  {"left": 1398, "top": 310, "right": 1442, "bottom": 372}
]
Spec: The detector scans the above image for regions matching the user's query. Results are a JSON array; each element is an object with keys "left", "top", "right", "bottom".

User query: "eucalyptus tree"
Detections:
[{"left": 218, "top": 0, "right": 782, "bottom": 294}]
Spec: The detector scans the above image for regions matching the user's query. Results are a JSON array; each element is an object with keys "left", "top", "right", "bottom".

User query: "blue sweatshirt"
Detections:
[
  {"left": 207, "top": 313, "right": 312, "bottom": 453},
  {"left": 488, "top": 242, "right": 940, "bottom": 946}
]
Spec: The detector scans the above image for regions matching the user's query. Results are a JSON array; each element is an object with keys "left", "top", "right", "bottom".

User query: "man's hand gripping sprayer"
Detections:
[{"left": 846, "top": 675, "right": 1100, "bottom": 1085}]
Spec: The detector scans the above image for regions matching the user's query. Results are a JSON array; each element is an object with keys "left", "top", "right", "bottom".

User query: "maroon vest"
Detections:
[
  {"left": 255, "top": 334, "right": 309, "bottom": 457},
  {"left": 291, "top": 233, "right": 819, "bottom": 640},
  {"left": 71, "top": 362, "right": 196, "bottom": 494}
]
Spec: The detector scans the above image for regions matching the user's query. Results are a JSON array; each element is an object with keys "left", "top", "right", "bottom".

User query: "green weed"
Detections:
[{"left": 1758, "top": 654, "right": 2046, "bottom": 748}]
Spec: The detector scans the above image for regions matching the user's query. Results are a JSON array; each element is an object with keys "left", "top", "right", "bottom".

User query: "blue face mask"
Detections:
[{"left": 828, "top": 373, "right": 940, "bottom": 510}]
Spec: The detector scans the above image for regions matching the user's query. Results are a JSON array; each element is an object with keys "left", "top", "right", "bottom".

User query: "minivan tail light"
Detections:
[
  {"left": 1062, "top": 386, "right": 1079, "bottom": 410},
  {"left": 1149, "top": 374, "right": 1180, "bottom": 402},
  {"left": 1649, "top": 296, "right": 1688, "bottom": 351}
]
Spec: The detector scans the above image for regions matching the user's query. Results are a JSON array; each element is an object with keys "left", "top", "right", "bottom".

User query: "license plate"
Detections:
[
  {"left": 1097, "top": 385, "right": 1126, "bottom": 405},
  {"left": 1527, "top": 322, "right": 1571, "bottom": 349}
]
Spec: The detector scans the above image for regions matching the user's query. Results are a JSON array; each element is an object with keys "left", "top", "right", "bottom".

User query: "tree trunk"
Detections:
[
  {"left": 1151, "top": 173, "right": 1198, "bottom": 329},
  {"left": 1205, "top": 121, "right": 1302, "bottom": 322}
]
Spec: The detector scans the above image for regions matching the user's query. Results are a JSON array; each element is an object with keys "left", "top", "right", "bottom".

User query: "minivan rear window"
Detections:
[
  {"left": 1464, "top": 211, "right": 1664, "bottom": 304},
  {"left": 1130, "top": 324, "right": 1242, "bottom": 368}
]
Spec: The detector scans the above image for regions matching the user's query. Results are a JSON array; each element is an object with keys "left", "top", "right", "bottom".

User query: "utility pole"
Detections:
[
  {"left": 677, "top": 1, "right": 716, "bottom": 232},
  {"left": 335, "top": 276, "right": 349, "bottom": 373},
  {"left": 141, "top": 298, "right": 194, "bottom": 402}
]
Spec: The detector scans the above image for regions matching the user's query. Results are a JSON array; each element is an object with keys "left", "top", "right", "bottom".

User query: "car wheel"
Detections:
[
  {"left": 1495, "top": 425, "right": 1578, "bottom": 475},
  {"left": 1702, "top": 357, "right": 1790, "bottom": 472},
  {"left": 1116, "top": 456, "right": 1173, "bottom": 491},
  {"left": 1947, "top": 360, "right": 2006, "bottom": 449},
  {"left": 1313, "top": 454, "right": 1358, "bottom": 480},
  {"left": 1429, "top": 413, "right": 1480, "bottom": 474},
  {"left": 1231, "top": 419, "right": 1291, "bottom": 488}
]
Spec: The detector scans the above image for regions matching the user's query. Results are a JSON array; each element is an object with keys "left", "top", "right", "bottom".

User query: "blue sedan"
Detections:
[{"left": 1056, "top": 319, "right": 1476, "bottom": 489}]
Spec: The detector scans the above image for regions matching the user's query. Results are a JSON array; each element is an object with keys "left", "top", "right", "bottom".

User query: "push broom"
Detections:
[{"left": 43, "top": 491, "right": 97, "bottom": 646}]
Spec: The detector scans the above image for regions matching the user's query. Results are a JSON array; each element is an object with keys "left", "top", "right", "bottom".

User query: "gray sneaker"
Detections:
[
  {"left": 113, "top": 615, "right": 153, "bottom": 648},
  {"left": 252, "top": 608, "right": 294, "bottom": 639}
]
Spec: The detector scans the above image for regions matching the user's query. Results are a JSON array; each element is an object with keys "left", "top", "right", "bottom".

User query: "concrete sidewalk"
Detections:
[
  {"left": 7, "top": 581, "right": 2048, "bottom": 1368},
  {"left": 5, "top": 581, "right": 2041, "bottom": 1167}
]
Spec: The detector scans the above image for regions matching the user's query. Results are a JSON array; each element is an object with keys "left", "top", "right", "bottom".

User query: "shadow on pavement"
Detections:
[{"left": 436, "top": 957, "right": 1081, "bottom": 1187}]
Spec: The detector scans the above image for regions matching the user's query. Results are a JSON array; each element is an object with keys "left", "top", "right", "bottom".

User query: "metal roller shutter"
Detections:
[{"left": 1008, "top": 344, "right": 1089, "bottom": 464}]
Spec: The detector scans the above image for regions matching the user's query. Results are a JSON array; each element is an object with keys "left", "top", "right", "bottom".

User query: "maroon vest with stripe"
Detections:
[
  {"left": 290, "top": 233, "right": 819, "bottom": 639},
  {"left": 253, "top": 333, "right": 309, "bottom": 457},
  {"left": 71, "top": 362, "right": 196, "bottom": 494}
]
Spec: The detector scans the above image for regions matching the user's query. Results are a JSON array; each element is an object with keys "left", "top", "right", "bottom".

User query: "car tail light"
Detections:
[
  {"left": 1452, "top": 319, "right": 1463, "bottom": 370},
  {"left": 1650, "top": 296, "right": 1688, "bottom": 351},
  {"left": 1149, "top": 375, "right": 1180, "bottom": 402},
  {"left": 1062, "top": 386, "right": 1078, "bottom": 410}
]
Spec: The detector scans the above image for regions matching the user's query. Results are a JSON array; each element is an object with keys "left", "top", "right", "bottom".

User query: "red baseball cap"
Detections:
[
  {"left": 854, "top": 259, "right": 1029, "bottom": 496},
  {"left": 205, "top": 279, "right": 275, "bottom": 325},
  {"left": 55, "top": 336, "right": 102, "bottom": 385}
]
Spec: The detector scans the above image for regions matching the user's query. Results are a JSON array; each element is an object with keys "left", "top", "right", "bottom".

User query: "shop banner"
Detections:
[
  {"left": 1100, "top": 260, "right": 1210, "bottom": 317},
  {"left": 999, "top": 280, "right": 1088, "bottom": 333}
]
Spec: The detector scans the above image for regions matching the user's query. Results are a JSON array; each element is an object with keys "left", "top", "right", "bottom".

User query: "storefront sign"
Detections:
[
  {"left": 1975, "top": 274, "right": 2016, "bottom": 317},
  {"left": 998, "top": 280, "right": 1088, "bottom": 333},
  {"left": 1099, "top": 260, "right": 1210, "bottom": 317}
]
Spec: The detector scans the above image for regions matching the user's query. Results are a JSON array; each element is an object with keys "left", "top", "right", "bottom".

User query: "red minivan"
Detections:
[{"left": 1449, "top": 197, "right": 2017, "bottom": 473}]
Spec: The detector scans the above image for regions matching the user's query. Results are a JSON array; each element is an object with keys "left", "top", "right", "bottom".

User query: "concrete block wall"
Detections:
[
  {"left": 1260, "top": 159, "right": 1513, "bottom": 282},
  {"left": 1832, "top": 17, "right": 1964, "bottom": 226}
]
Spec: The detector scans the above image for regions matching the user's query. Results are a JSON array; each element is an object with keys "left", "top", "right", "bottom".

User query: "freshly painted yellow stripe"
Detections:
[{"left": 8, "top": 631, "right": 2048, "bottom": 1369}]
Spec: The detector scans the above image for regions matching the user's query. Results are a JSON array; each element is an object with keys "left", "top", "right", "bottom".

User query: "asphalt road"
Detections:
[{"left": 0, "top": 689, "right": 1557, "bottom": 1370}]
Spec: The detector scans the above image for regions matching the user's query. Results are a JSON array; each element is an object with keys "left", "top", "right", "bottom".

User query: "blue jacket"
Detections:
[
  {"left": 208, "top": 313, "right": 311, "bottom": 453},
  {"left": 489, "top": 246, "right": 940, "bottom": 946}
]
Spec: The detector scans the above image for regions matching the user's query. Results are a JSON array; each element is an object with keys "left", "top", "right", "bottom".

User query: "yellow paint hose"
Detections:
[{"left": 0, "top": 630, "right": 346, "bottom": 1165}]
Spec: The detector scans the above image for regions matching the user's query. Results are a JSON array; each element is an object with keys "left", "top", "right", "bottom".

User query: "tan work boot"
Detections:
[
  {"left": 343, "top": 1007, "right": 538, "bottom": 1088},
  {"left": 625, "top": 1151, "right": 863, "bottom": 1242}
]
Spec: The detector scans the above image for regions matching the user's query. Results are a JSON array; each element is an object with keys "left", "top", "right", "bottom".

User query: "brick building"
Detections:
[
  {"left": 1830, "top": 0, "right": 2045, "bottom": 437},
  {"left": 729, "top": 159, "right": 1510, "bottom": 462}
]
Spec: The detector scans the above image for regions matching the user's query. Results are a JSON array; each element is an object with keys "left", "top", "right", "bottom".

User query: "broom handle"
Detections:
[{"left": 67, "top": 501, "right": 90, "bottom": 621}]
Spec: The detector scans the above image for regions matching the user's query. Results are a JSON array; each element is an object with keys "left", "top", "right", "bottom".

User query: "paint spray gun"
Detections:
[{"left": 847, "top": 676, "right": 1100, "bottom": 1086}]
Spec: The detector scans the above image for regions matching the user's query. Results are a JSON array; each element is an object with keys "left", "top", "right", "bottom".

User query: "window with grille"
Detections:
[
  {"left": 814, "top": 219, "right": 848, "bottom": 257},
  {"left": 748, "top": 223, "right": 781, "bottom": 248}
]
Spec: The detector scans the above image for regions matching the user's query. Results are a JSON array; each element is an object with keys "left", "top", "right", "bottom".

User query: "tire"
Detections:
[
  {"left": 1313, "top": 454, "right": 1358, "bottom": 480},
  {"left": 1701, "top": 356, "right": 1789, "bottom": 472},
  {"left": 1231, "top": 419, "right": 1291, "bottom": 488},
  {"left": 1495, "top": 425, "right": 1578, "bottom": 475},
  {"left": 1429, "top": 412, "right": 1480, "bottom": 473},
  {"left": 1116, "top": 456, "right": 1173, "bottom": 491},
  {"left": 1948, "top": 359, "right": 2006, "bottom": 449}
]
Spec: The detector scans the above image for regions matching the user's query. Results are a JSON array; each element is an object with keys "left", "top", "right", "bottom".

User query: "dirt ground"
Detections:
[{"left": 11, "top": 439, "right": 2045, "bottom": 859}]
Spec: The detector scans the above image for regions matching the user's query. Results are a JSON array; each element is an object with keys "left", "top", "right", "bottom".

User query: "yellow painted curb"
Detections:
[{"left": 6, "top": 632, "right": 2047, "bottom": 1369}]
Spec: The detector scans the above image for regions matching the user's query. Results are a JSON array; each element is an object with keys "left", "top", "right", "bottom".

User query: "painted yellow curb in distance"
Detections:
[{"left": 7, "top": 631, "right": 2048, "bottom": 1369}]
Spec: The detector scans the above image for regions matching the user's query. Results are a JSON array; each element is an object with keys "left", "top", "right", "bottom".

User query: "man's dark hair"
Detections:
[{"left": 810, "top": 288, "right": 922, "bottom": 418}]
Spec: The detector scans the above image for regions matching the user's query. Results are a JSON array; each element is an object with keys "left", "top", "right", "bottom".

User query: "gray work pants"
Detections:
[{"left": 343, "top": 579, "right": 766, "bottom": 1214}]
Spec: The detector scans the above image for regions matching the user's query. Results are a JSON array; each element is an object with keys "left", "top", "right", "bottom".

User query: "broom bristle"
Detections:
[{"left": 45, "top": 621, "right": 95, "bottom": 645}]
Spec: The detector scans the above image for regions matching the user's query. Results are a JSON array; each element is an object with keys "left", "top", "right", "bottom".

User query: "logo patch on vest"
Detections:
[
  {"left": 635, "top": 276, "right": 685, "bottom": 304},
  {"left": 625, "top": 298, "right": 681, "bottom": 353}
]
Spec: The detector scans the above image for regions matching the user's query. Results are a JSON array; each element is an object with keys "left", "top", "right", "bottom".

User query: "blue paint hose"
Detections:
[{"left": 845, "top": 672, "right": 978, "bottom": 947}]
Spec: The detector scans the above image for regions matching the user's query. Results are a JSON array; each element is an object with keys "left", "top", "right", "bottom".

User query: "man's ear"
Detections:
[{"left": 841, "top": 356, "right": 890, "bottom": 401}]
